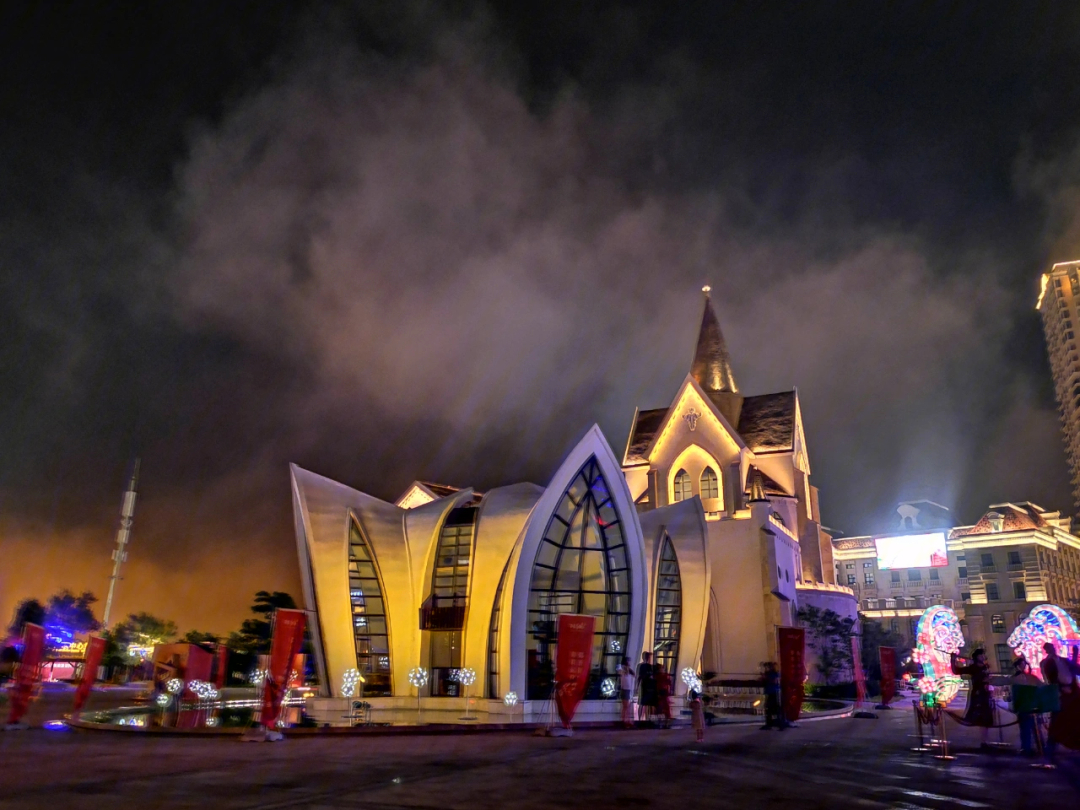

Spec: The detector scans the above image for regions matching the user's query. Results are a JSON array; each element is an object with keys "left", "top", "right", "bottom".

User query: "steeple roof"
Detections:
[{"left": 690, "top": 286, "right": 738, "bottom": 393}]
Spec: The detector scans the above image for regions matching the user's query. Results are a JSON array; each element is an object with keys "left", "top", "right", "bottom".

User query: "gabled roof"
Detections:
[
  {"left": 396, "top": 480, "right": 484, "bottom": 508},
  {"left": 951, "top": 503, "right": 1052, "bottom": 537},
  {"left": 624, "top": 408, "right": 671, "bottom": 465},
  {"left": 743, "top": 465, "right": 790, "bottom": 497}
]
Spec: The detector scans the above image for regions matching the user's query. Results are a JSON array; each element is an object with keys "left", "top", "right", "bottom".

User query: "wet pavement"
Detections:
[{"left": 1, "top": 700, "right": 1077, "bottom": 809}]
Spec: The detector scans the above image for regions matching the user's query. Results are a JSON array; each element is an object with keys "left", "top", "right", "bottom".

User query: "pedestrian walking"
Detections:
[
  {"left": 655, "top": 664, "right": 672, "bottom": 728},
  {"left": 617, "top": 656, "right": 636, "bottom": 728},
  {"left": 950, "top": 649, "right": 994, "bottom": 748},
  {"left": 761, "top": 661, "right": 785, "bottom": 730},
  {"left": 689, "top": 686, "right": 705, "bottom": 743},
  {"left": 1040, "top": 642, "right": 1080, "bottom": 764},
  {"left": 637, "top": 652, "right": 656, "bottom": 723},
  {"left": 1009, "top": 656, "right": 1041, "bottom": 757}
]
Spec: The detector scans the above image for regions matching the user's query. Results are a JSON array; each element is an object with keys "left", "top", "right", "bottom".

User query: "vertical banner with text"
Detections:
[
  {"left": 72, "top": 636, "right": 107, "bottom": 714},
  {"left": 879, "top": 647, "right": 897, "bottom": 705},
  {"left": 777, "top": 626, "right": 806, "bottom": 723},
  {"left": 7, "top": 623, "right": 45, "bottom": 725},
  {"left": 261, "top": 609, "right": 306, "bottom": 730},
  {"left": 851, "top": 636, "right": 867, "bottom": 706},
  {"left": 554, "top": 614, "right": 596, "bottom": 729}
]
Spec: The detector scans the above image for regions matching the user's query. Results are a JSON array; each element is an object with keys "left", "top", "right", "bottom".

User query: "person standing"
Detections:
[
  {"left": 689, "top": 686, "right": 706, "bottom": 743},
  {"left": 1009, "top": 656, "right": 1041, "bottom": 757},
  {"left": 951, "top": 649, "right": 994, "bottom": 748},
  {"left": 761, "top": 661, "right": 785, "bottom": 730},
  {"left": 1040, "top": 641, "right": 1079, "bottom": 763},
  {"left": 637, "top": 652, "right": 656, "bottom": 723},
  {"left": 654, "top": 664, "right": 673, "bottom": 729},
  {"left": 616, "top": 656, "right": 636, "bottom": 728}
]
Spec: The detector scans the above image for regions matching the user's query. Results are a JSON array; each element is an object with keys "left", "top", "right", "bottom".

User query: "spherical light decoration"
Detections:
[
  {"left": 609, "top": 639, "right": 622, "bottom": 653},
  {"left": 155, "top": 693, "right": 171, "bottom": 707},
  {"left": 341, "top": 668, "right": 361, "bottom": 697},
  {"left": 453, "top": 667, "right": 476, "bottom": 687},
  {"left": 205, "top": 716, "right": 219, "bottom": 728},
  {"left": 601, "top": 677, "right": 617, "bottom": 698},
  {"left": 503, "top": 691, "right": 519, "bottom": 706},
  {"left": 249, "top": 669, "right": 268, "bottom": 685},
  {"left": 165, "top": 678, "right": 183, "bottom": 694},
  {"left": 408, "top": 667, "right": 429, "bottom": 688}
]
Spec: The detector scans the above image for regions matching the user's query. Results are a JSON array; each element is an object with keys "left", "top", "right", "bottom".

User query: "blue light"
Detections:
[{"left": 44, "top": 720, "right": 69, "bottom": 731}]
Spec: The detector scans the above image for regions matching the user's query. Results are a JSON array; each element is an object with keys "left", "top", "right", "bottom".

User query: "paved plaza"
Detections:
[{"left": 1, "top": 703, "right": 1077, "bottom": 809}]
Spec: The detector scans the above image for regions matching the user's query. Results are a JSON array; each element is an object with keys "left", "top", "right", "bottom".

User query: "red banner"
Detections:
[
  {"left": 72, "top": 636, "right": 106, "bottom": 714},
  {"left": 261, "top": 609, "right": 306, "bottom": 730},
  {"left": 7, "top": 623, "right": 45, "bottom": 725},
  {"left": 879, "top": 647, "right": 897, "bottom": 705},
  {"left": 851, "top": 636, "right": 866, "bottom": 705},
  {"left": 214, "top": 645, "right": 229, "bottom": 689},
  {"left": 554, "top": 614, "right": 595, "bottom": 729},
  {"left": 777, "top": 626, "right": 805, "bottom": 723}
]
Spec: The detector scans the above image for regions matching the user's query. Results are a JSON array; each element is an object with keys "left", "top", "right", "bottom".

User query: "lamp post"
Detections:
[
  {"left": 408, "top": 667, "right": 428, "bottom": 724},
  {"left": 453, "top": 668, "right": 477, "bottom": 721}
]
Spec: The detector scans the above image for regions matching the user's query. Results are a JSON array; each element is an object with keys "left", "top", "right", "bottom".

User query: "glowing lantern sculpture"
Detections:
[
  {"left": 912, "top": 605, "right": 965, "bottom": 706},
  {"left": 503, "top": 691, "right": 519, "bottom": 707},
  {"left": 1007, "top": 604, "right": 1080, "bottom": 678},
  {"left": 601, "top": 677, "right": 617, "bottom": 698},
  {"left": 680, "top": 667, "right": 703, "bottom": 693}
]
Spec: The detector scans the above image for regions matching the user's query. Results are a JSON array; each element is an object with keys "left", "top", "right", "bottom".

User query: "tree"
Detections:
[
  {"left": 860, "top": 619, "right": 905, "bottom": 686},
  {"left": 44, "top": 590, "right": 101, "bottom": 638},
  {"left": 8, "top": 598, "right": 46, "bottom": 635},
  {"left": 182, "top": 630, "right": 220, "bottom": 647},
  {"left": 118, "top": 612, "right": 178, "bottom": 647},
  {"left": 797, "top": 605, "right": 856, "bottom": 685},
  {"left": 230, "top": 591, "right": 297, "bottom": 655}
]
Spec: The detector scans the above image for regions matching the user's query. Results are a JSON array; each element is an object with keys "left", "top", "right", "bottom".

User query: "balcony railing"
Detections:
[
  {"left": 419, "top": 596, "right": 466, "bottom": 631},
  {"left": 981, "top": 565, "right": 997, "bottom": 574},
  {"left": 890, "top": 581, "right": 903, "bottom": 589},
  {"left": 957, "top": 577, "right": 968, "bottom": 587},
  {"left": 1007, "top": 563, "right": 1024, "bottom": 571}
]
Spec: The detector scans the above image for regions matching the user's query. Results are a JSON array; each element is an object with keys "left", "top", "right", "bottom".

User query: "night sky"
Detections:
[{"left": 4, "top": 2, "right": 1080, "bottom": 633}]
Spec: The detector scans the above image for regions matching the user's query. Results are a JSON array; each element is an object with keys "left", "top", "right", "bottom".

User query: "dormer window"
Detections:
[{"left": 987, "top": 511, "right": 1004, "bottom": 533}]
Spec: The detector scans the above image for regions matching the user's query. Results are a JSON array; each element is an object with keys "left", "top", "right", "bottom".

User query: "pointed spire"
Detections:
[{"left": 690, "top": 285, "right": 738, "bottom": 393}]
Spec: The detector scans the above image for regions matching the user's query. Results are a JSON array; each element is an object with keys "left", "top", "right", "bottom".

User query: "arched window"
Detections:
[
  {"left": 527, "top": 457, "right": 631, "bottom": 700},
  {"left": 425, "top": 507, "right": 475, "bottom": 696},
  {"left": 653, "top": 536, "right": 682, "bottom": 676},
  {"left": 487, "top": 558, "right": 510, "bottom": 699},
  {"left": 348, "top": 518, "right": 391, "bottom": 695},
  {"left": 673, "top": 469, "right": 692, "bottom": 502},
  {"left": 700, "top": 467, "right": 719, "bottom": 500}
]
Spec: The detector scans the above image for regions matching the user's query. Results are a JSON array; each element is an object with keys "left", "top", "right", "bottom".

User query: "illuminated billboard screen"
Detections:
[{"left": 874, "top": 532, "right": 948, "bottom": 569}]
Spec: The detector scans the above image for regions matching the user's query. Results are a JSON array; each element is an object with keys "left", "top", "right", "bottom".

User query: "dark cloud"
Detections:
[{"left": 3, "top": 2, "right": 1080, "bottom": 630}]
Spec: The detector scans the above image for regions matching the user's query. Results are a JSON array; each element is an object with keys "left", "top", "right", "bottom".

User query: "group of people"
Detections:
[
  {"left": 951, "top": 643, "right": 1080, "bottom": 764},
  {"left": 615, "top": 652, "right": 707, "bottom": 742}
]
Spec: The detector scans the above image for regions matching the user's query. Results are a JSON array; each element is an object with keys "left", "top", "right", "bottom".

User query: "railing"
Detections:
[
  {"left": 890, "top": 581, "right": 903, "bottom": 589},
  {"left": 1007, "top": 563, "right": 1024, "bottom": 571},
  {"left": 981, "top": 565, "right": 997, "bottom": 573},
  {"left": 957, "top": 578, "right": 968, "bottom": 587}
]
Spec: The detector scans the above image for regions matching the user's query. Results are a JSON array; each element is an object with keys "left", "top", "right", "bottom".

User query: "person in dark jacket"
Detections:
[
  {"left": 761, "top": 661, "right": 786, "bottom": 730},
  {"left": 637, "top": 652, "right": 656, "bottom": 722},
  {"left": 951, "top": 649, "right": 994, "bottom": 748}
]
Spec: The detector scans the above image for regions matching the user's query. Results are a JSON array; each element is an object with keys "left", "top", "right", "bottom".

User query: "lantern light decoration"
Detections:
[
  {"left": 601, "top": 677, "right": 617, "bottom": 698},
  {"left": 250, "top": 669, "right": 268, "bottom": 685},
  {"left": 912, "top": 605, "right": 965, "bottom": 706},
  {"left": 680, "top": 667, "right": 703, "bottom": 693},
  {"left": 453, "top": 667, "right": 476, "bottom": 687},
  {"left": 205, "top": 716, "right": 219, "bottom": 728},
  {"left": 1008, "top": 604, "right": 1080, "bottom": 678},
  {"left": 155, "top": 693, "right": 171, "bottom": 707},
  {"left": 503, "top": 691, "right": 519, "bottom": 707},
  {"left": 408, "top": 667, "right": 429, "bottom": 689},
  {"left": 165, "top": 678, "right": 183, "bottom": 695},
  {"left": 341, "top": 668, "right": 361, "bottom": 698},
  {"left": 609, "top": 639, "right": 622, "bottom": 653}
]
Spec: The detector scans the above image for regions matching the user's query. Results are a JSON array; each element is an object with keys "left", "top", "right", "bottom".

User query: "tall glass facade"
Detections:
[
  {"left": 487, "top": 558, "right": 510, "bottom": 698},
  {"left": 348, "top": 517, "right": 391, "bottom": 695},
  {"left": 527, "top": 457, "right": 631, "bottom": 700},
  {"left": 428, "top": 507, "right": 474, "bottom": 695},
  {"left": 653, "top": 535, "right": 682, "bottom": 676}
]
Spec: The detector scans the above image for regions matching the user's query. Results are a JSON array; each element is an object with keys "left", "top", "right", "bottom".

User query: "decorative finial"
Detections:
[{"left": 702, "top": 284, "right": 711, "bottom": 296}]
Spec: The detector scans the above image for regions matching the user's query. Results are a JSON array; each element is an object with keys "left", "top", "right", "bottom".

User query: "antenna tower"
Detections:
[{"left": 102, "top": 459, "right": 140, "bottom": 627}]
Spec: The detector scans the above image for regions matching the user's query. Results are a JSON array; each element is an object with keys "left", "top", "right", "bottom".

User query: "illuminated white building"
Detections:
[
  {"left": 292, "top": 290, "right": 854, "bottom": 712},
  {"left": 1037, "top": 260, "right": 1080, "bottom": 509}
]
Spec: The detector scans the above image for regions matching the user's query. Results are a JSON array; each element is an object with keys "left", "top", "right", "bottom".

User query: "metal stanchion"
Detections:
[{"left": 910, "top": 700, "right": 930, "bottom": 753}]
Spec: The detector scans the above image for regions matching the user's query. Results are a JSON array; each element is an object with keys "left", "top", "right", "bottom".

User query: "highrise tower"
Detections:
[{"left": 1037, "top": 261, "right": 1080, "bottom": 508}]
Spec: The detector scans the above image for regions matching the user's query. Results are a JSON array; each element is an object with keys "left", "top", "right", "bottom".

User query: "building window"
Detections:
[
  {"left": 890, "top": 619, "right": 900, "bottom": 633},
  {"left": 864, "top": 573, "right": 875, "bottom": 585},
  {"left": 891, "top": 571, "right": 901, "bottom": 582},
  {"left": 348, "top": 518, "right": 392, "bottom": 696},
  {"left": 847, "top": 574, "right": 856, "bottom": 585},
  {"left": 958, "top": 566, "right": 967, "bottom": 578},
  {"left": 981, "top": 553, "right": 994, "bottom": 567},
  {"left": 527, "top": 457, "right": 631, "bottom": 700},
  {"left": 961, "top": 592, "right": 971, "bottom": 602},
  {"left": 1008, "top": 550, "right": 1022, "bottom": 567},
  {"left": 908, "top": 570, "right": 922, "bottom": 581},
  {"left": 1014, "top": 582, "right": 1027, "bottom": 600},
  {"left": 846, "top": 563, "right": 855, "bottom": 570},
  {"left": 995, "top": 644, "right": 1013, "bottom": 673},
  {"left": 653, "top": 536, "right": 682, "bottom": 678},
  {"left": 863, "top": 562, "right": 873, "bottom": 569},
  {"left": 986, "top": 583, "right": 1000, "bottom": 601},
  {"left": 427, "top": 508, "right": 475, "bottom": 695},
  {"left": 991, "top": 614, "right": 1005, "bottom": 633},
  {"left": 700, "top": 467, "right": 719, "bottom": 500},
  {"left": 929, "top": 569, "right": 940, "bottom": 580},
  {"left": 487, "top": 558, "right": 510, "bottom": 699},
  {"left": 673, "top": 469, "right": 692, "bottom": 503}
]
